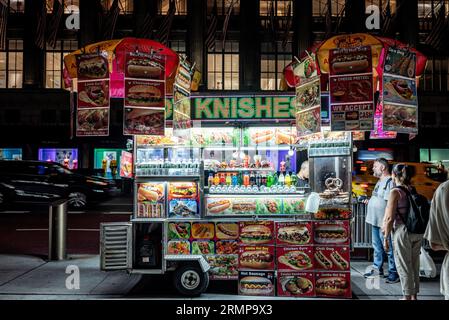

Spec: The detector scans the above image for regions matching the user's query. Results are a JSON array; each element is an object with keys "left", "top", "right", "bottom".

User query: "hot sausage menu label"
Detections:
[
  {"left": 329, "top": 46, "right": 374, "bottom": 132},
  {"left": 238, "top": 271, "right": 275, "bottom": 297}
]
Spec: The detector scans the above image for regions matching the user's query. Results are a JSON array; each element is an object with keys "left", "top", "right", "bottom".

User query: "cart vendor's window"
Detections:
[
  {"left": 45, "top": 40, "right": 78, "bottom": 89},
  {"left": 0, "top": 40, "right": 23, "bottom": 89},
  {"left": 208, "top": 40, "right": 239, "bottom": 90},
  {"left": 261, "top": 41, "right": 291, "bottom": 90}
]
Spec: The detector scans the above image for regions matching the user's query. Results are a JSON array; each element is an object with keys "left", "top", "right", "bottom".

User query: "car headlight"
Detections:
[{"left": 86, "top": 179, "right": 108, "bottom": 186}]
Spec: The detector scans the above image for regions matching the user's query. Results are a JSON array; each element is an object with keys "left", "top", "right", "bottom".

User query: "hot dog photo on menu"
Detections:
[
  {"left": 329, "top": 46, "right": 372, "bottom": 75},
  {"left": 238, "top": 246, "right": 275, "bottom": 271},
  {"left": 382, "top": 103, "right": 418, "bottom": 133},
  {"left": 238, "top": 271, "right": 275, "bottom": 296},
  {"left": 315, "top": 272, "right": 351, "bottom": 298},
  {"left": 123, "top": 107, "right": 165, "bottom": 135},
  {"left": 314, "top": 246, "right": 350, "bottom": 271},
  {"left": 125, "top": 52, "right": 165, "bottom": 80},
  {"left": 383, "top": 76, "right": 417, "bottom": 105}
]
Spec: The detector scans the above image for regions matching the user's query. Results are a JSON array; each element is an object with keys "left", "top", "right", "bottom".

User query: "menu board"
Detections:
[
  {"left": 277, "top": 272, "right": 315, "bottom": 297},
  {"left": 294, "top": 53, "right": 321, "bottom": 137},
  {"left": 315, "top": 272, "right": 351, "bottom": 298},
  {"left": 207, "top": 255, "right": 239, "bottom": 280},
  {"left": 245, "top": 127, "right": 297, "bottom": 146},
  {"left": 124, "top": 52, "right": 166, "bottom": 135},
  {"left": 167, "top": 182, "right": 200, "bottom": 219},
  {"left": 76, "top": 54, "right": 110, "bottom": 137},
  {"left": 370, "top": 102, "right": 398, "bottom": 139},
  {"left": 329, "top": 46, "right": 375, "bottom": 132},
  {"left": 136, "top": 182, "right": 165, "bottom": 218},
  {"left": 173, "top": 57, "right": 193, "bottom": 138},
  {"left": 382, "top": 47, "right": 418, "bottom": 134},
  {"left": 238, "top": 246, "right": 275, "bottom": 271},
  {"left": 238, "top": 271, "right": 275, "bottom": 296}
]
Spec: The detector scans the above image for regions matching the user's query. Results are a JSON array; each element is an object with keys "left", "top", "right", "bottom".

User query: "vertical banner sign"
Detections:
[
  {"left": 123, "top": 52, "right": 166, "bottom": 135},
  {"left": 382, "top": 48, "right": 418, "bottom": 134},
  {"left": 294, "top": 53, "right": 321, "bottom": 137},
  {"left": 329, "top": 46, "right": 374, "bottom": 131},
  {"left": 173, "top": 56, "right": 193, "bottom": 139},
  {"left": 370, "top": 102, "right": 397, "bottom": 139},
  {"left": 76, "top": 54, "right": 110, "bottom": 136}
]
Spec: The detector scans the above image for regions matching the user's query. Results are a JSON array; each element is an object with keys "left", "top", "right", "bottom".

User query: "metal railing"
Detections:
[
  {"left": 351, "top": 201, "right": 372, "bottom": 248},
  {"left": 48, "top": 199, "right": 68, "bottom": 261}
]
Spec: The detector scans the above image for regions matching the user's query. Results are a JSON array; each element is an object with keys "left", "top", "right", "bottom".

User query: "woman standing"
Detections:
[{"left": 382, "top": 164, "right": 424, "bottom": 300}]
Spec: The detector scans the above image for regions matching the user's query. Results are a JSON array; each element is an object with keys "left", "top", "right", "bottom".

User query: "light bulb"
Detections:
[{"left": 288, "top": 148, "right": 294, "bottom": 156}]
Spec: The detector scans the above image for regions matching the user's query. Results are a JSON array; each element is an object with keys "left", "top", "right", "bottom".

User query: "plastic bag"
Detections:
[{"left": 420, "top": 247, "right": 437, "bottom": 278}]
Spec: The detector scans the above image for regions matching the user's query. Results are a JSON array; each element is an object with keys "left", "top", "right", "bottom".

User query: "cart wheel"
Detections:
[{"left": 173, "top": 263, "right": 209, "bottom": 297}]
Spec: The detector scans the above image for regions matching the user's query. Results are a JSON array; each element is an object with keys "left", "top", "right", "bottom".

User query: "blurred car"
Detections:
[
  {"left": 352, "top": 161, "right": 446, "bottom": 201},
  {"left": 0, "top": 160, "right": 120, "bottom": 209}
]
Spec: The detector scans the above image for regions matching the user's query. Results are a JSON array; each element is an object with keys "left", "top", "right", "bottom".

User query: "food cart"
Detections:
[{"left": 100, "top": 120, "right": 353, "bottom": 298}]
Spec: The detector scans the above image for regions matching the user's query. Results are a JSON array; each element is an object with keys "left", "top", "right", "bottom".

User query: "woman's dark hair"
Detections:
[{"left": 392, "top": 163, "right": 412, "bottom": 185}]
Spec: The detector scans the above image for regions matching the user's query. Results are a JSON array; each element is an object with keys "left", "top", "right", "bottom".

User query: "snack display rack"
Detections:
[{"left": 100, "top": 125, "right": 353, "bottom": 298}]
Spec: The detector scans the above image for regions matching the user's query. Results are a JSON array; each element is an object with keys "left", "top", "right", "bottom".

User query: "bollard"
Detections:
[{"left": 48, "top": 199, "right": 68, "bottom": 261}]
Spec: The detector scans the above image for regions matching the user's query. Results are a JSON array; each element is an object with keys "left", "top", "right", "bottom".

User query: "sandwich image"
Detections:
[
  {"left": 78, "top": 84, "right": 108, "bottom": 107},
  {"left": 277, "top": 225, "right": 311, "bottom": 245},
  {"left": 239, "top": 276, "right": 273, "bottom": 296},
  {"left": 127, "top": 58, "right": 164, "bottom": 79},
  {"left": 137, "top": 183, "right": 164, "bottom": 202},
  {"left": 169, "top": 183, "right": 197, "bottom": 199},
  {"left": 281, "top": 276, "right": 313, "bottom": 295},
  {"left": 126, "top": 84, "right": 164, "bottom": 107},
  {"left": 278, "top": 251, "right": 313, "bottom": 270},
  {"left": 240, "top": 224, "right": 272, "bottom": 244},
  {"left": 78, "top": 56, "right": 108, "bottom": 79}
]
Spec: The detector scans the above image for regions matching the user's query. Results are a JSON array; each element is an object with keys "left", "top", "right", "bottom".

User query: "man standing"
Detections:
[
  {"left": 424, "top": 177, "right": 449, "bottom": 300},
  {"left": 296, "top": 160, "right": 310, "bottom": 188},
  {"left": 364, "top": 158, "right": 400, "bottom": 283}
]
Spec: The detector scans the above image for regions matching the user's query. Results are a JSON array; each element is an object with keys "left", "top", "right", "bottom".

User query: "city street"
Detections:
[{"left": 0, "top": 196, "right": 133, "bottom": 256}]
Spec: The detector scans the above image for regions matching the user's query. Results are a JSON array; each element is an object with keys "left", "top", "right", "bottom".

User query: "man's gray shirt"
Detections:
[{"left": 366, "top": 176, "right": 393, "bottom": 227}]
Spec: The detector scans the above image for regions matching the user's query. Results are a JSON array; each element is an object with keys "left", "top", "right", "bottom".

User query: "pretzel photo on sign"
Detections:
[{"left": 325, "top": 177, "right": 343, "bottom": 191}]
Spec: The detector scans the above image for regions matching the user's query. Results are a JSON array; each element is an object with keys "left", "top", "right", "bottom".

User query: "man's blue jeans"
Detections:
[{"left": 372, "top": 226, "right": 398, "bottom": 276}]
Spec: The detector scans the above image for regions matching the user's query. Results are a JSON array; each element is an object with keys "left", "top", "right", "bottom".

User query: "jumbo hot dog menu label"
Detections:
[
  {"left": 315, "top": 272, "right": 351, "bottom": 298},
  {"left": 329, "top": 46, "right": 374, "bottom": 132},
  {"left": 239, "top": 246, "right": 275, "bottom": 271}
]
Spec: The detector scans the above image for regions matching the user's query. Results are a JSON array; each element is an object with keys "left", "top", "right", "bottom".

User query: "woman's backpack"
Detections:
[{"left": 396, "top": 186, "right": 430, "bottom": 234}]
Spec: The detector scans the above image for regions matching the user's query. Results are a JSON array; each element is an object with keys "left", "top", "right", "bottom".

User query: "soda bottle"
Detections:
[
  {"left": 285, "top": 172, "right": 291, "bottom": 187},
  {"left": 226, "top": 173, "right": 232, "bottom": 186},
  {"left": 266, "top": 172, "right": 273, "bottom": 187},
  {"left": 278, "top": 172, "right": 285, "bottom": 186},
  {"left": 214, "top": 173, "right": 220, "bottom": 186},
  {"left": 250, "top": 171, "right": 255, "bottom": 186},
  {"left": 256, "top": 172, "right": 261, "bottom": 187},
  {"left": 243, "top": 172, "right": 250, "bottom": 186},
  {"left": 208, "top": 173, "right": 214, "bottom": 187},
  {"left": 261, "top": 173, "right": 267, "bottom": 186},
  {"left": 232, "top": 173, "right": 238, "bottom": 186},
  {"left": 220, "top": 173, "right": 226, "bottom": 185}
]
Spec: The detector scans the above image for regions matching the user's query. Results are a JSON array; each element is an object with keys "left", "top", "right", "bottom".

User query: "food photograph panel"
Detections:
[
  {"left": 313, "top": 221, "right": 350, "bottom": 245},
  {"left": 275, "top": 221, "right": 313, "bottom": 246},
  {"left": 207, "top": 255, "right": 239, "bottom": 280},
  {"left": 276, "top": 246, "right": 314, "bottom": 271},
  {"left": 314, "top": 246, "right": 351, "bottom": 271},
  {"left": 315, "top": 272, "right": 352, "bottom": 299},
  {"left": 277, "top": 272, "right": 315, "bottom": 297},
  {"left": 238, "top": 245, "right": 275, "bottom": 271},
  {"left": 238, "top": 271, "right": 275, "bottom": 297},
  {"left": 239, "top": 221, "right": 274, "bottom": 245}
]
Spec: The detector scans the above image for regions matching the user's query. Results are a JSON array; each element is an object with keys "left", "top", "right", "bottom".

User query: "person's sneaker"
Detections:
[
  {"left": 385, "top": 274, "right": 400, "bottom": 284},
  {"left": 363, "top": 269, "right": 384, "bottom": 278}
]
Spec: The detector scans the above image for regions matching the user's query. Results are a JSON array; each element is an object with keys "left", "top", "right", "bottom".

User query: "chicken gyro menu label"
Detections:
[
  {"left": 275, "top": 221, "right": 313, "bottom": 246},
  {"left": 315, "top": 272, "right": 351, "bottom": 298},
  {"left": 329, "top": 46, "right": 374, "bottom": 132},
  {"left": 276, "top": 246, "right": 314, "bottom": 271},
  {"left": 76, "top": 54, "right": 110, "bottom": 137},
  {"left": 294, "top": 54, "right": 321, "bottom": 138},
  {"left": 314, "top": 246, "right": 350, "bottom": 271},
  {"left": 239, "top": 221, "right": 274, "bottom": 245},
  {"left": 277, "top": 271, "right": 315, "bottom": 297},
  {"left": 239, "top": 246, "right": 275, "bottom": 271},
  {"left": 238, "top": 271, "right": 275, "bottom": 296},
  {"left": 382, "top": 47, "right": 418, "bottom": 134}
]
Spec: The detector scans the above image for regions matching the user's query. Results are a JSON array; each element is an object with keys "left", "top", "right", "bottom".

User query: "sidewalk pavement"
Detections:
[{"left": 0, "top": 254, "right": 444, "bottom": 300}]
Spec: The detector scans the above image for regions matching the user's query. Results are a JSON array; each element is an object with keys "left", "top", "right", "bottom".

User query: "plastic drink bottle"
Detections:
[
  {"left": 208, "top": 173, "right": 214, "bottom": 187},
  {"left": 214, "top": 173, "right": 220, "bottom": 186},
  {"left": 226, "top": 173, "right": 232, "bottom": 186},
  {"left": 285, "top": 172, "right": 291, "bottom": 187},
  {"left": 243, "top": 172, "right": 250, "bottom": 186},
  {"left": 278, "top": 172, "right": 285, "bottom": 185},
  {"left": 232, "top": 173, "right": 238, "bottom": 186}
]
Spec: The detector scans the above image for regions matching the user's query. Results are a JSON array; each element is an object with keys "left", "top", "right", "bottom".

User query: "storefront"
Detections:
[
  {"left": 0, "top": 148, "right": 22, "bottom": 160},
  {"left": 38, "top": 148, "right": 79, "bottom": 169}
]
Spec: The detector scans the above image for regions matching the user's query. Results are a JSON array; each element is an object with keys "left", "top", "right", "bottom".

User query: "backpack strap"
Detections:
[
  {"left": 383, "top": 177, "right": 393, "bottom": 190},
  {"left": 394, "top": 186, "right": 410, "bottom": 225}
]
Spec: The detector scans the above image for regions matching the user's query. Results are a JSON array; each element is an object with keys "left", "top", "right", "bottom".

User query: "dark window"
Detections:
[
  {"left": 440, "top": 112, "right": 449, "bottom": 125},
  {"left": 60, "top": 110, "right": 70, "bottom": 123},
  {"left": 41, "top": 110, "right": 57, "bottom": 123},
  {"left": 421, "top": 112, "right": 436, "bottom": 125},
  {"left": 5, "top": 109, "right": 21, "bottom": 123}
]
